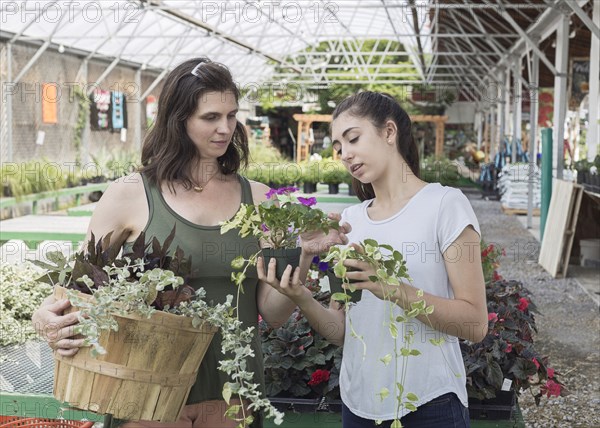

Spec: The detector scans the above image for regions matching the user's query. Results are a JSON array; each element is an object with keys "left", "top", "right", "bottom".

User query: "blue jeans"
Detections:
[{"left": 342, "top": 393, "right": 470, "bottom": 428}]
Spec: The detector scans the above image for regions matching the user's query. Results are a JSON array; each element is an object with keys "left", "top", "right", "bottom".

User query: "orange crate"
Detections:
[{"left": 0, "top": 417, "right": 94, "bottom": 428}]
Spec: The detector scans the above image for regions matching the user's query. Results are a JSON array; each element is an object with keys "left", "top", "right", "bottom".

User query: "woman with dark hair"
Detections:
[
  {"left": 31, "top": 58, "right": 324, "bottom": 428},
  {"left": 263, "top": 91, "right": 487, "bottom": 427}
]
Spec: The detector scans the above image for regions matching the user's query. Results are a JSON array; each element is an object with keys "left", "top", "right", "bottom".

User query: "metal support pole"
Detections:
[
  {"left": 588, "top": 0, "right": 600, "bottom": 162},
  {"left": 6, "top": 42, "right": 13, "bottom": 162},
  {"left": 498, "top": 69, "right": 506, "bottom": 161},
  {"left": 528, "top": 46, "right": 539, "bottom": 230},
  {"left": 80, "top": 60, "right": 91, "bottom": 164},
  {"left": 505, "top": 68, "right": 511, "bottom": 157},
  {"left": 541, "top": 128, "right": 553, "bottom": 242},
  {"left": 476, "top": 109, "right": 483, "bottom": 150},
  {"left": 490, "top": 107, "right": 496, "bottom": 161},
  {"left": 553, "top": 13, "right": 569, "bottom": 180},
  {"left": 512, "top": 58, "right": 520, "bottom": 163}
]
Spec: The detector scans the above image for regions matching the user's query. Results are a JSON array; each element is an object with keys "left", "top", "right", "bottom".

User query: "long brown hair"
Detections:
[
  {"left": 140, "top": 58, "right": 249, "bottom": 191},
  {"left": 332, "top": 91, "right": 420, "bottom": 202}
]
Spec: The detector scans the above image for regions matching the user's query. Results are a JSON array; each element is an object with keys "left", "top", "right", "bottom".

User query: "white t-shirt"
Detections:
[{"left": 339, "top": 183, "right": 481, "bottom": 420}]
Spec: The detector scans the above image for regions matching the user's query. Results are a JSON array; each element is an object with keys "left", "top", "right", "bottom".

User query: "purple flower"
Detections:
[
  {"left": 261, "top": 223, "right": 270, "bottom": 232},
  {"left": 318, "top": 261, "right": 329, "bottom": 272},
  {"left": 297, "top": 196, "right": 317, "bottom": 207},
  {"left": 265, "top": 188, "right": 278, "bottom": 199},
  {"left": 312, "top": 256, "right": 320, "bottom": 264},
  {"left": 276, "top": 186, "right": 299, "bottom": 195}
]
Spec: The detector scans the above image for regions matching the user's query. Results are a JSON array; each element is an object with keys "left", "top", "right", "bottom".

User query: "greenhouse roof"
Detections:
[{"left": 0, "top": 0, "right": 596, "bottom": 97}]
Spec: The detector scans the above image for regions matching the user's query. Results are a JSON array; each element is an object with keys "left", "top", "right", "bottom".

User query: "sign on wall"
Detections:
[{"left": 569, "top": 57, "right": 589, "bottom": 110}]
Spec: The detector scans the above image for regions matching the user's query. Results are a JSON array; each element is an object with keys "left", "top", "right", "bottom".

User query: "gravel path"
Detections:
[{"left": 468, "top": 193, "right": 600, "bottom": 428}]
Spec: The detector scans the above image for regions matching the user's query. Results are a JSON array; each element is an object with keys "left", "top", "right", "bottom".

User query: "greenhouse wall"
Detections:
[{"left": 1, "top": 41, "right": 164, "bottom": 166}]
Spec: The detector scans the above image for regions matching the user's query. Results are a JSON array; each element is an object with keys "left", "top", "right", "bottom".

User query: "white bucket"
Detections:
[{"left": 580, "top": 238, "right": 600, "bottom": 266}]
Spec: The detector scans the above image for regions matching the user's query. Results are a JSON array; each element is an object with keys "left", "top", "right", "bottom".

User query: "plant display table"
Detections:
[{"left": 0, "top": 215, "right": 89, "bottom": 249}]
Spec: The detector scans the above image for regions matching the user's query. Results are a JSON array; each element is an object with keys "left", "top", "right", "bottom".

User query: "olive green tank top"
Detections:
[{"left": 124, "top": 173, "right": 264, "bottom": 405}]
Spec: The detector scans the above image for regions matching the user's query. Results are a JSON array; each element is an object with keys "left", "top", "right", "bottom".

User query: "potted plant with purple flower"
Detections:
[{"left": 220, "top": 186, "right": 338, "bottom": 284}]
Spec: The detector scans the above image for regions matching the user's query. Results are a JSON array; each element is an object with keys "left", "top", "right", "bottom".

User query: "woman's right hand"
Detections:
[{"left": 32, "top": 295, "right": 85, "bottom": 356}]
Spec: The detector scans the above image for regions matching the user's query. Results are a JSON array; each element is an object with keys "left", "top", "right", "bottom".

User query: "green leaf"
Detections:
[
  {"left": 405, "top": 403, "right": 417, "bottom": 411},
  {"left": 377, "top": 387, "right": 390, "bottom": 401},
  {"left": 363, "top": 239, "right": 378, "bottom": 247},
  {"left": 389, "top": 322, "right": 398, "bottom": 339},
  {"left": 222, "top": 383, "right": 232, "bottom": 404},
  {"left": 391, "top": 419, "right": 403, "bottom": 428},
  {"left": 406, "top": 392, "right": 418, "bottom": 401},
  {"left": 380, "top": 354, "right": 393, "bottom": 366},
  {"left": 429, "top": 338, "right": 445, "bottom": 346}
]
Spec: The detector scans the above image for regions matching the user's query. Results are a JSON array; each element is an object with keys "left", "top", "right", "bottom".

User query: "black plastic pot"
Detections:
[
  {"left": 261, "top": 247, "right": 302, "bottom": 280},
  {"left": 303, "top": 182, "right": 317, "bottom": 194},
  {"left": 468, "top": 390, "right": 516, "bottom": 420},
  {"left": 327, "top": 268, "right": 362, "bottom": 303},
  {"left": 328, "top": 183, "right": 339, "bottom": 194}
]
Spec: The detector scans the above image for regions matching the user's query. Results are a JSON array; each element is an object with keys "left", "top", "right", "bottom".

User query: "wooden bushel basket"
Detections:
[{"left": 53, "top": 286, "right": 218, "bottom": 422}]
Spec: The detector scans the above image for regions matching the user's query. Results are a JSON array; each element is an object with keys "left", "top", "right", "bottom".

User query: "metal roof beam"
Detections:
[
  {"left": 489, "top": 0, "right": 559, "bottom": 76},
  {"left": 561, "top": 0, "right": 600, "bottom": 40},
  {"left": 139, "top": 0, "right": 300, "bottom": 73},
  {"left": 487, "top": 0, "right": 587, "bottom": 77}
]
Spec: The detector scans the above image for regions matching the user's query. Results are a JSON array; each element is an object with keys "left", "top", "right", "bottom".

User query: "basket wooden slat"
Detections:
[{"left": 52, "top": 286, "right": 218, "bottom": 422}]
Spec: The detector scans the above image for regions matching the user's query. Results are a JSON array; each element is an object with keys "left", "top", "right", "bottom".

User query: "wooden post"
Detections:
[
  {"left": 296, "top": 120, "right": 303, "bottom": 162},
  {"left": 435, "top": 120, "right": 445, "bottom": 158}
]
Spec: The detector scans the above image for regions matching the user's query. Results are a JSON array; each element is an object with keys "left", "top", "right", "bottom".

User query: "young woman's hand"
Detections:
[
  {"left": 31, "top": 296, "right": 86, "bottom": 356},
  {"left": 340, "top": 243, "right": 402, "bottom": 302},
  {"left": 257, "top": 257, "right": 313, "bottom": 305},
  {"left": 299, "top": 213, "right": 351, "bottom": 255}
]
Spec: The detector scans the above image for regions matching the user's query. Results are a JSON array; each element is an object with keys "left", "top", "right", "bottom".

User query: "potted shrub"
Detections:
[
  {"left": 220, "top": 187, "right": 338, "bottom": 281},
  {"left": 33, "top": 229, "right": 283, "bottom": 426},
  {"left": 461, "top": 242, "right": 568, "bottom": 420},
  {"left": 299, "top": 155, "right": 321, "bottom": 194},
  {"left": 318, "top": 159, "right": 346, "bottom": 194}
]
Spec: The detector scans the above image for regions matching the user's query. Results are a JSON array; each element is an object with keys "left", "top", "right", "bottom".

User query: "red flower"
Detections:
[
  {"left": 547, "top": 367, "right": 555, "bottom": 378},
  {"left": 308, "top": 369, "right": 330, "bottom": 386},
  {"left": 488, "top": 312, "right": 498, "bottom": 323},
  {"left": 517, "top": 297, "right": 529, "bottom": 312},
  {"left": 532, "top": 357, "right": 540, "bottom": 370},
  {"left": 504, "top": 343, "right": 512, "bottom": 353},
  {"left": 542, "top": 380, "right": 561, "bottom": 397},
  {"left": 493, "top": 271, "right": 503, "bottom": 282}
]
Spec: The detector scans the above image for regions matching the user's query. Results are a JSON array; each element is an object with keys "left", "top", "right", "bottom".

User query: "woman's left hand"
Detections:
[
  {"left": 257, "top": 256, "right": 313, "bottom": 306},
  {"left": 299, "top": 213, "right": 351, "bottom": 255}
]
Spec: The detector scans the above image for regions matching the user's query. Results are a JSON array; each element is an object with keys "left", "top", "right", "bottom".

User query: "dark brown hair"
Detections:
[
  {"left": 140, "top": 57, "right": 249, "bottom": 190},
  {"left": 332, "top": 91, "right": 420, "bottom": 202}
]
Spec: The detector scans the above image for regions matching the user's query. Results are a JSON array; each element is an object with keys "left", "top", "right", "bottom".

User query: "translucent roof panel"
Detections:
[
  {"left": 1, "top": 0, "right": 430, "bottom": 85},
  {"left": 0, "top": 0, "right": 563, "bottom": 88}
]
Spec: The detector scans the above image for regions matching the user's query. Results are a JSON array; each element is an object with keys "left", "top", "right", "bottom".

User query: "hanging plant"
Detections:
[{"left": 72, "top": 86, "right": 90, "bottom": 166}]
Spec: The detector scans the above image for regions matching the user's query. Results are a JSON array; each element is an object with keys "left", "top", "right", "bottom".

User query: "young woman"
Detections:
[
  {"left": 31, "top": 58, "right": 330, "bottom": 428},
  {"left": 261, "top": 91, "right": 488, "bottom": 428}
]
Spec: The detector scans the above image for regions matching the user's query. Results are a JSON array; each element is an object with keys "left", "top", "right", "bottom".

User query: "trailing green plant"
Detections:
[
  {"left": 323, "top": 240, "right": 441, "bottom": 425},
  {"left": 72, "top": 86, "right": 90, "bottom": 166},
  {"left": 33, "top": 228, "right": 284, "bottom": 427}
]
